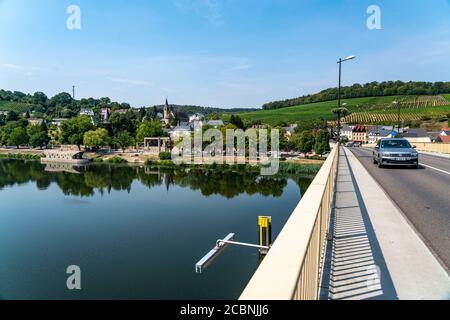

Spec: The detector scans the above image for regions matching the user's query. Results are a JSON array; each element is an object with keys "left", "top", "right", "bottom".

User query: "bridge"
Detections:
[{"left": 240, "top": 144, "right": 450, "bottom": 300}]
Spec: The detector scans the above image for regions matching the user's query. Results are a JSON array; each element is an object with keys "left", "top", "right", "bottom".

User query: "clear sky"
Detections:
[{"left": 0, "top": 0, "right": 449, "bottom": 108}]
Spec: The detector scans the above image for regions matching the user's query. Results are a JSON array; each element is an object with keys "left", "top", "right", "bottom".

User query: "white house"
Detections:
[
  {"left": 79, "top": 109, "right": 95, "bottom": 117},
  {"left": 189, "top": 113, "right": 205, "bottom": 122},
  {"left": 340, "top": 125, "right": 353, "bottom": 141},
  {"left": 169, "top": 125, "right": 192, "bottom": 140}
]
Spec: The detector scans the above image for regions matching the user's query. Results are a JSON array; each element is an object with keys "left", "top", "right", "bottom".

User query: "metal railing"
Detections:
[{"left": 240, "top": 144, "right": 339, "bottom": 300}]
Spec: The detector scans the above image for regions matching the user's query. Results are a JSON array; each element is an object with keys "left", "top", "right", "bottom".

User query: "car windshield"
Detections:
[{"left": 381, "top": 140, "right": 411, "bottom": 148}]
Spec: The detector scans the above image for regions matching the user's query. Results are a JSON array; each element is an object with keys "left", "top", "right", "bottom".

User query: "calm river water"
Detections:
[{"left": 0, "top": 159, "right": 313, "bottom": 300}]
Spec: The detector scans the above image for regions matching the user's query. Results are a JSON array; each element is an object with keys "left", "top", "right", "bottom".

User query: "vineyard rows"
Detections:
[
  {"left": 351, "top": 95, "right": 449, "bottom": 112},
  {"left": 343, "top": 112, "right": 423, "bottom": 124}
]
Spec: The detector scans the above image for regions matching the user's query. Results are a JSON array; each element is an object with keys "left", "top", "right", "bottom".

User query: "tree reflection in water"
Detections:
[{"left": 0, "top": 159, "right": 313, "bottom": 199}]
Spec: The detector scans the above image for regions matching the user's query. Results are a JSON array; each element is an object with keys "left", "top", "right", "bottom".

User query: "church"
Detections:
[{"left": 162, "top": 98, "right": 175, "bottom": 125}]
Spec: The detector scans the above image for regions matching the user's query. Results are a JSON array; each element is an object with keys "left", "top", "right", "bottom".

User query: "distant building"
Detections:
[
  {"left": 340, "top": 125, "right": 354, "bottom": 141},
  {"left": 115, "top": 109, "right": 129, "bottom": 115},
  {"left": 79, "top": 109, "right": 96, "bottom": 125},
  {"left": 189, "top": 113, "right": 205, "bottom": 122},
  {"left": 163, "top": 98, "right": 175, "bottom": 125},
  {"left": 436, "top": 135, "right": 450, "bottom": 143},
  {"left": 207, "top": 120, "right": 224, "bottom": 128},
  {"left": 440, "top": 127, "right": 450, "bottom": 136},
  {"left": 169, "top": 125, "right": 191, "bottom": 140},
  {"left": 51, "top": 118, "right": 69, "bottom": 127},
  {"left": 352, "top": 125, "right": 368, "bottom": 144},
  {"left": 27, "top": 119, "right": 45, "bottom": 126},
  {"left": 79, "top": 109, "right": 95, "bottom": 117},
  {"left": 282, "top": 125, "right": 297, "bottom": 140},
  {"left": 100, "top": 108, "right": 111, "bottom": 123},
  {"left": 402, "top": 128, "right": 431, "bottom": 143},
  {"left": 367, "top": 126, "right": 395, "bottom": 143}
]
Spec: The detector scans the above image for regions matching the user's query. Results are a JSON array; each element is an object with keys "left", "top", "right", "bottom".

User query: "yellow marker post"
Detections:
[{"left": 258, "top": 216, "right": 272, "bottom": 255}]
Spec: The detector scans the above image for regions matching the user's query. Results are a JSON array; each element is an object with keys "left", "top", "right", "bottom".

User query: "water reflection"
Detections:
[{"left": 0, "top": 159, "right": 311, "bottom": 199}]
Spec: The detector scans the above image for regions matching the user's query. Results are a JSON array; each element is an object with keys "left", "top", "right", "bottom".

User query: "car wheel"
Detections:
[
  {"left": 378, "top": 160, "right": 383, "bottom": 168},
  {"left": 373, "top": 157, "right": 378, "bottom": 164}
]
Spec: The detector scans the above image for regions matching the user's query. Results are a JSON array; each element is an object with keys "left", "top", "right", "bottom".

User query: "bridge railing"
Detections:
[{"left": 240, "top": 144, "right": 339, "bottom": 300}]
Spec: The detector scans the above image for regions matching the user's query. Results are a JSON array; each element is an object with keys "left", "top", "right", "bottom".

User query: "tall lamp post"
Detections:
[
  {"left": 393, "top": 101, "right": 400, "bottom": 133},
  {"left": 336, "top": 55, "right": 356, "bottom": 140}
]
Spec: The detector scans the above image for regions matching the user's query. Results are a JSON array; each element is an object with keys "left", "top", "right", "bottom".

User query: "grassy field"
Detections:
[
  {"left": 236, "top": 96, "right": 450, "bottom": 126},
  {"left": 0, "top": 100, "right": 33, "bottom": 113},
  {"left": 443, "top": 94, "right": 450, "bottom": 102}
]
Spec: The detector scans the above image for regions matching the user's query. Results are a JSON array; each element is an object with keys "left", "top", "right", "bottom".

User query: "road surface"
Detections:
[{"left": 348, "top": 147, "right": 450, "bottom": 272}]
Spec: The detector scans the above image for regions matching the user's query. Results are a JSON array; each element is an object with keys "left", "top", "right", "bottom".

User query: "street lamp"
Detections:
[
  {"left": 392, "top": 101, "right": 400, "bottom": 133},
  {"left": 336, "top": 55, "right": 356, "bottom": 140}
]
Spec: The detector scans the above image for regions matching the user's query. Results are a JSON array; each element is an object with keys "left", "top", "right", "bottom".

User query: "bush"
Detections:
[
  {"left": 278, "top": 162, "right": 322, "bottom": 175},
  {"left": 92, "top": 157, "right": 104, "bottom": 163},
  {"left": 106, "top": 156, "right": 127, "bottom": 164},
  {"left": 159, "top": 152, "right": 172, "bottom": 160},
  {"left": 0, "top": 153, "right": 41, "bottom": 160}
]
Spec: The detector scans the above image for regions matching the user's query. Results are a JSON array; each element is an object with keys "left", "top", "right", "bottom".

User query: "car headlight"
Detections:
[
  {"left": 411, "top": 152, "right": 418, "bottom": 157},
  {"left": 381, "top": 152, "right": 390, "bottom": 157}
]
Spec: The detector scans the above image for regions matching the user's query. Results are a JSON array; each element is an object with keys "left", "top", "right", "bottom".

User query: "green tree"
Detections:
[
  {"left": 6, "top": 111, "right": 19, "bottom": 122},
  {"left": 113, "top": 131, "right": 135, "bottom": 152},
  {"left": 135, "top": 120, "right": 164, "bottom": 143},
  {"left": 295, "top": 131, "right": 315, "bottom": 155},
  {"left": 60, "top": 115, "right": 94, "bottom": 149},
  {"left": 83, "top": 128, "right": 110, "bottom": 149},
  {"left": 230, "top": 115, "right": 245, "bottom": 129},
  {"left": 8, "top": 126, "right": 29, "bottom": 148},
  {"left": 109, "top": 112, "right": 137, "bottom": 136},
  {"left": 29, "top": 131, "right": 49, "bottom": 149},
  {"left": 27, "top": 123, "right": 49, "bottom": 148},
  {"left": 315, "top": 129, "right": 331, "bottom": 156}
]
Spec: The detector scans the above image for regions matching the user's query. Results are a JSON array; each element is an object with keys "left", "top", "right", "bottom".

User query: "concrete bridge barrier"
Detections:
[{"left": 240, "top": 144, "right": 339, "bottom": 300}]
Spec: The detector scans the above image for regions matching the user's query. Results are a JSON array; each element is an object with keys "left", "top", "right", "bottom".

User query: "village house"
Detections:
[
  {"left": 402, "top": 128, "right": 432, "bottom": 143},
  {"left": 340, "top": 124, "right": 353, "bottom": 141},
  {"left": 352, "top": 125, "right": 368, "bottom": 144},
  {"left": 100, "top": 108, "right": 111, "bottom": 123},
  {"left": 79, "top": 109, "right": 96, "bottom": 125},
  {"left": 440, "top": 127, "right": 450, "bottom": 136}
]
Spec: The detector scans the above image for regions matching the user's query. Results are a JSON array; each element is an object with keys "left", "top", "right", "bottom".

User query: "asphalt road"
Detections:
[{"left": 348, "top": 147, "right": 450, "bottom": 271}]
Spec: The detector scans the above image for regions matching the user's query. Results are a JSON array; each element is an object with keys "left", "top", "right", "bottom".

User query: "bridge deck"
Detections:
[{"left": 320, "top": 147, "right": 450, "bottom": 300}]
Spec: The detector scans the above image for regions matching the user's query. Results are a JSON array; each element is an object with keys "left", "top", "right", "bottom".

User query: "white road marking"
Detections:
[{"left": 420, "top": 163, "right": 450, "bottom": 175}]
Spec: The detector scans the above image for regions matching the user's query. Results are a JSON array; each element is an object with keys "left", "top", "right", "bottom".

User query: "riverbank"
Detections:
[{"left": 0, "top": 147, "right": 325, "bottom": 175}]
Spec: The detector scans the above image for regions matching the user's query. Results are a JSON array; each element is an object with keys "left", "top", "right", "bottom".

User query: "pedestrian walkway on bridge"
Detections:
[{"left": 320, "top": 148, "right": 450, "bottom": 300}]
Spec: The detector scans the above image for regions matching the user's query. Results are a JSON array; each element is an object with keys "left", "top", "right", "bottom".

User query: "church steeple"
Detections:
[{"left": 163, "top": 98, "right": 174, "bottom": 125}]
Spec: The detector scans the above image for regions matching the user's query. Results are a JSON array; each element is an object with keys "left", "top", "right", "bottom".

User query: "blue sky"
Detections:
[{"left": 0, "top": 0, "right": 449, "bottom": 108}]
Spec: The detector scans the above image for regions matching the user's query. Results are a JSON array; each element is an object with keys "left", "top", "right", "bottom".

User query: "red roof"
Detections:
[
  {"left": 441, "top": 127, "right": 450, "bottom": 131},
  {"left": 352, "top": 125, "right": 367, "bottom": 132},
  {"left": 436, "top": 136, "right": 450, "bottom": 143}
]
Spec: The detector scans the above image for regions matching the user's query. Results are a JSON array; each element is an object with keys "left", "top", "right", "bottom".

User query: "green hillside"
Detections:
[
  {"left": 0, "top": 100, "right": 33, "bottom": 113},
  {"left": 236, "top": 95, "right": 450, "bottom": 126}
]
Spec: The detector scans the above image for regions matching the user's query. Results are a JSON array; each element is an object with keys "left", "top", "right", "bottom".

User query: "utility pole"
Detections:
[
  {"left": 394, "top": 101, "right": 400, "bottom": 133},
  {"left": 72, "top": 85, "right": 75, "bottom": 99},
  {"left": 336, "top": 55, "right": 355, "bottom": 141}
]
